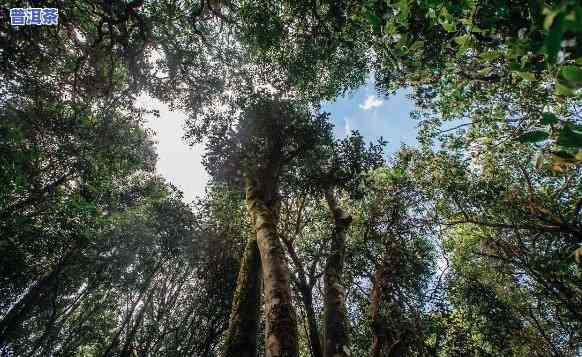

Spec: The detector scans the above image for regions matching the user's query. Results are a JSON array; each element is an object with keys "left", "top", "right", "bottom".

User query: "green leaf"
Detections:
[
  {"left": 440, "top": 21, "right": 455, "bottom": 32},
  {"left": 541, "top": 112, "right": 559, "bottom": 125},
  {"left": 384, "top": 22, "right": 396, "bottom": 35},
  {"left": 510, "top": 62, "right": 523, "bottom": 71},
  {"left": 408, "top": 40, "right": 425, "bottom": 52},
  {"left": 557, "top": 125, "right": 582, "bottom": 148},
  {"left": 543, "top": 9, "right": 558, "bottom": 30},
  {"left": 516, "top": 72, "right": 536, "bottom": 81},
  {"left": 535, "top": 152, "right": 544, "bottom": 169},
  {"left": 478, "top": 67, "right": 492, "bottom": 76},
  {"left": 396, "top": 0, "right": 409, "bottom": 22},
  {"left": 367, "top": 13, "right": 381, "bottom": 28},
  {"left": 545, "top": 14, "right": 564, "bottom": 63},
  {"left": 479, "top": 51, "right": 501, "bottom": 61},
  {"left": 555, "top": 83, "right": 576, "bottom": 96},
  {"left": 517, "top": 130, "right": 549, "bottom": 143},
  {"left": 561, "top": 65, "right": 582, "bottom": 85},
  {"left": 564, "top": 8, "right": 582, "bottom": 31},
  {"left": 453, "top": 35, "right": 470, "bottom": 46}
]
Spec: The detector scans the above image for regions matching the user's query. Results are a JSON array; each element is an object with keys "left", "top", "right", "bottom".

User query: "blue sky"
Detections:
[
  {"left": 141, "top": 82, "right": 419, "bottom": 201},
  {"left": 323, "top": 82, "right": 418, "bottom": 155}
]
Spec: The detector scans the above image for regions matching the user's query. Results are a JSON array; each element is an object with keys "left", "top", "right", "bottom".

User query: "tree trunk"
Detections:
[
  {"left": 223, "top": 236, "right": 262, "bottom": 357},
  {"left": 323, "top": 191, "right": 351, "bottom": 357},
  {"left": 246, "top": 177, "right": 299, "bottom": 357},
  {"left": 300, "top": 283, "right": 324, "bottom": 357},
  {"left": 103, "top": 264, "right": 160, "bottom": 357},
  {"left": 282, "top": 237, "right": 323, "bottom": 357},
  {"left": 369, "top": 269, "right": 385, "bottom": 357},
  {"left": 369, "top": 241, "right": 402, "bottom": 357},
  {"left": 120, "top": 283, "right": 157, "bottom": 357}
]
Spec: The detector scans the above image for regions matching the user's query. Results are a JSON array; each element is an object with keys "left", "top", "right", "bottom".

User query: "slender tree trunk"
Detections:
[
  {"left": 300, "top": 283, "right": 324, "bottom": 357},
  {"left": 369, "top": 241, "right": 402, "bottom": 357},
  {"left": 282, "top": 236, "right": 323, "bottom": 357},
  {"left": 223, "top": 236, "right": 262, "bottom": 357},
  {"left": 120, "top": 284, "right": 157, "bottom": 357},
  {"left": 246, "top": 177, "right": 299, "bottom": 357},
  {"left": 103, "top": 264, "right": 160, "bottom": 357},
  {"left": 323, "top": 191, "right": 352, "bottom": 357},
  {"left": 369, "top": 269, "right": 385, "bottom": 357}
]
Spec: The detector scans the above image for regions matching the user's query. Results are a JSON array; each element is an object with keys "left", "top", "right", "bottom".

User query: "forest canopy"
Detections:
[{"left": 1, "top": 0, "right": 581, "bottom": 356}]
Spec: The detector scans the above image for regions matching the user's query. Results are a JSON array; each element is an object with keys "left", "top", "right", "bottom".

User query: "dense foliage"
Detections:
[{"left": 1, "top": 0, "right": 580, "bottom": 356}]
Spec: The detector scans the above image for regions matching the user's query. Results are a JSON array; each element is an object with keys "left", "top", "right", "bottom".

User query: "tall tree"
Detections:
[{"left": 323, "top": 190, "right": 352, "bottom": 357}]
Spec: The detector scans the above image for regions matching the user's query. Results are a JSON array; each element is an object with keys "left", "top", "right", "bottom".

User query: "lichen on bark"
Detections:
[
  {"left": 246, "top": 177, "right": 299, "bottom": 357},
  {"left": 223, "top": 235, "right": 262, "bottom": 357}
]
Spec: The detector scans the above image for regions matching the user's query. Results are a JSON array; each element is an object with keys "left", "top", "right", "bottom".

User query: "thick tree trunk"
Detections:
[
  {"left": 246, "top": 178, "right": 299, "bottom": 357},
  {"left": 323, "top": 191, "right": 351, "bottom": 357},
  {"left": 223, "top": 236, "right": 262, "bottom": 357},
  {"left": 369, "top": 241, "right": 403, "bottom": 357}
]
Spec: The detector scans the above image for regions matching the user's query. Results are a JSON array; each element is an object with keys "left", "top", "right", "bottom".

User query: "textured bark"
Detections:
[
  {"left": 246, "top": 178, "right": 299, "bottom": 357},
  {"left": 323, "top": 191, "right": 352, "bottom": 357},
  {"left": 223, "top": 236, "right": 262, "bottom": 357},
  {"left": 369, "top": 242, "right": 403, "bottom": 357}
]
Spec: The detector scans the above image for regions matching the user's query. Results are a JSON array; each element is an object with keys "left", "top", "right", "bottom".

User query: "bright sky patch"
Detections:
[{"left": 359, "top": 95, "right": 384, "bottom": 111}]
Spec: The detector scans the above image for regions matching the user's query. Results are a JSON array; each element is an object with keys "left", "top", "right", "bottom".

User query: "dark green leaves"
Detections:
[
  {"left": 518, "top": 130, "right": 549, "bottom": 143},
  {"left": 367, "top": 13, "right": 381, "bottom": 28},
  {"left": 557, "top": 125, "right": 582, "bottom": 148},
  {"left": 561, "top": 65, "right": 582, "bottom": 89},
  {"left": 562, "top": 66, "right": 582, "bottom": 83},
  {"left": 545, "top": 14, "right": 563, "bottom": 63},
  {"left": 541, "top": 112, "right": 559, "bottom": 125}
]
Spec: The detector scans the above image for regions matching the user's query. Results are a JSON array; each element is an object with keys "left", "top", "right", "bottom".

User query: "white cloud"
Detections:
[
  {"left": 359, "top": 95, "right": 384, "bottom": 111},
  {"left": 343, "top": 117, "right": 351, "bottom": 135}
]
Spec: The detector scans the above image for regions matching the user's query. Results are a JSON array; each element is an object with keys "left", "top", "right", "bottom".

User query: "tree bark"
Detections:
[
  {"left": 223, "top": 236, "right": 262, "bottom": 357},
  {"left": 369, "top": 241, "right": 403, "bottom": 357},
  {"left": 323, "top": 191, "right": 351, "bottom": 357},
  {"left": 369, "top": 269, "right": 386, "bottom": 357},
  {"left": 246, "top": 177, "right": 299, "bottom": 357}
]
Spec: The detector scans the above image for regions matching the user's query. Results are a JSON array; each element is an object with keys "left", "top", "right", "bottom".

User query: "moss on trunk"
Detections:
[
  {"left": 223, "top": 235, "right": 262, "bottom": 357},
  {"left": 246, "top": 178, "right": 299, "bottom": 357}
]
